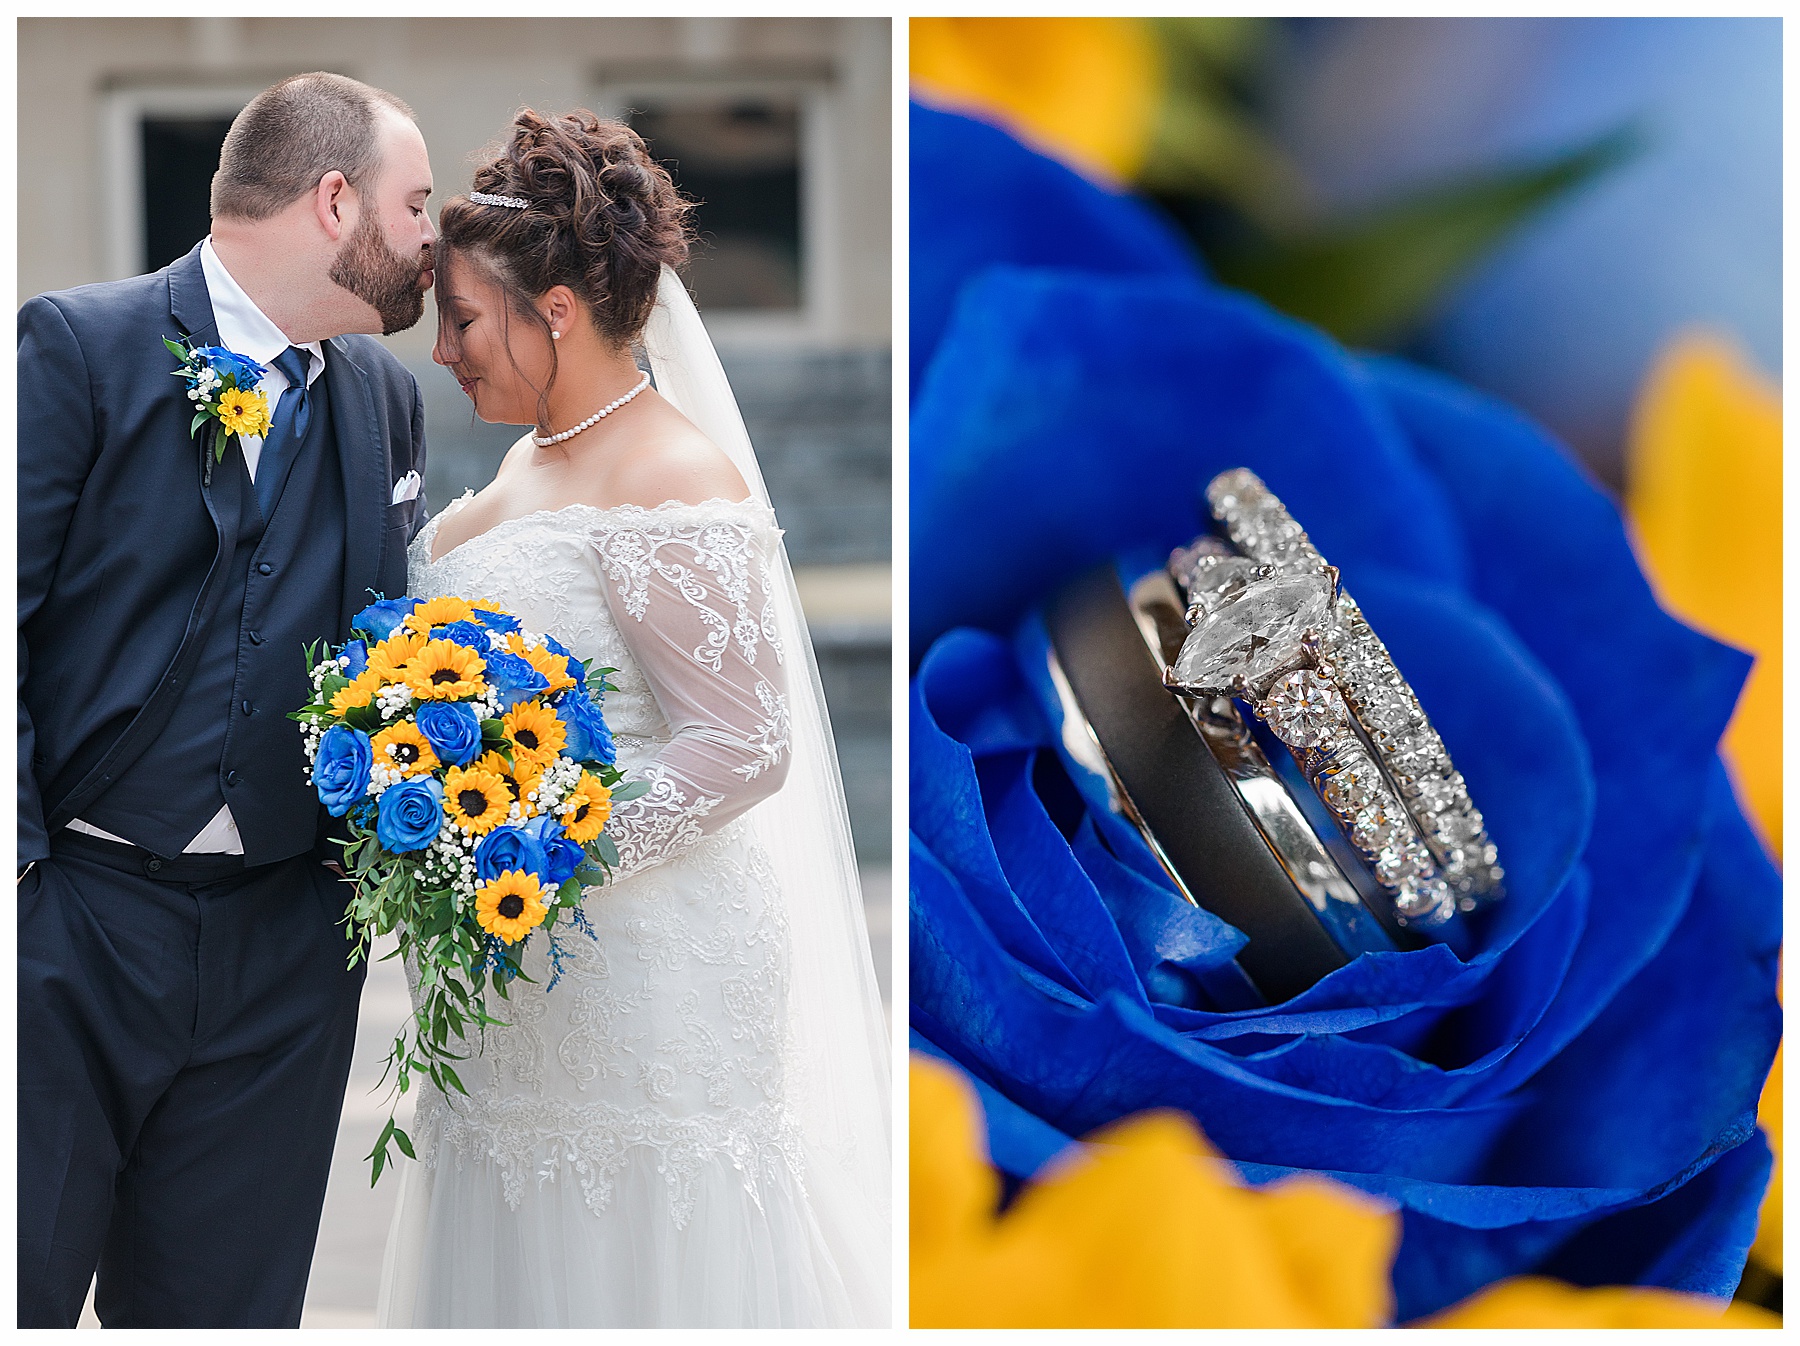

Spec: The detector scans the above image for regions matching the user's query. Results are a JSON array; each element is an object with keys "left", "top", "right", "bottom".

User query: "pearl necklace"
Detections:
[{"left": 532, "top": 370, "right": 652, "bottom": 446}]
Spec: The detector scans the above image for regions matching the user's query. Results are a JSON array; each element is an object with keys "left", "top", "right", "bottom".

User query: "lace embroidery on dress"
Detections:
[{"left": 402, "top": 497, "right": 805, "bottom": 1231}]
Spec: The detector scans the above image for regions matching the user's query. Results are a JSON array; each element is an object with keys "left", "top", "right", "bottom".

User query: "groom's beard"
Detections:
[{"left": 329, "top": 214, "right": 431, "bottom": 336}]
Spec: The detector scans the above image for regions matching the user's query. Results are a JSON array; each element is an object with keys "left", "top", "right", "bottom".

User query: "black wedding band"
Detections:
[{"left": 1031, "top": 562, "right": 1415, "bottom": 1002}]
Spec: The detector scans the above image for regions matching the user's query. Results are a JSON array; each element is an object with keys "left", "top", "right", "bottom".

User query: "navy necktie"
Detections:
[{"left": 254, "top": 346, "right": 313, "bottom": 522}]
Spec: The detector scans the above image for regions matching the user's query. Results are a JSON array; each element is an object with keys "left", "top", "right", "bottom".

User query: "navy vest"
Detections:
[{"left": 83, "top": 372, "right": 345, "bottom": 864}]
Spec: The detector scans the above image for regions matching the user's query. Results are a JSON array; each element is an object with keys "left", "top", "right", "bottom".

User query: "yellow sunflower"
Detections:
[
  {"left": 216, "top": 386, "right": 272, "bottom": 439},
  {"left": 475, "top": 749, "right": 543, "bottom": 819},
  {"left": 474, "top": 869, "right": 550, "bottom": 944},
  {"left": 329, "top": 668, "right": 383, "bottom": 715},
  {"left": 443, "top": 764, "right": 512, "bottom": 835},
  {"left": 404, "top": 595, "right": 476, "bottom": 636},
  {"left": 371, "top": 721, "right": 440, "bottom": 777},
  {"left": 519, "top": 642, "right": 578, "bottom": 697},
  {"left": 367, "top": 630, "right": 427, "bottom": 684},
  {"left": 502, "top": 700, "right": 567, "bottom": 768},
  {"left": 405, "top": 639, "right": 486, "bottom": 701},
  {"left": 559, "top": 772, "right": 612, "bottom": 845}
]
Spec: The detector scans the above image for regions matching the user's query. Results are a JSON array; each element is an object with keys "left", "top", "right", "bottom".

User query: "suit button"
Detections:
[
  {"left": 258, "top": 562, "right": 274, "bottom": 575},
  {"left": 247, "top": 631, "right": 264, "bottom": 646},
  {"left": 146, "top": 857, "right": 163, "bottom": 873},
  {"left": 226, "top": 770, "right": 240, "bottom": 787},
  {"left": 242, "top": 700, "right": 254, "bottom": 716}
]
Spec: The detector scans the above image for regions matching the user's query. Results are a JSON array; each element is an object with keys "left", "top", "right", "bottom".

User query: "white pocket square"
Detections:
[{"left": 391, "top": 471, "right": 422, "bottom": 505}]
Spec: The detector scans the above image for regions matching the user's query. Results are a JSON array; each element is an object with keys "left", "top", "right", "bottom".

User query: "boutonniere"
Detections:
[{"left": 164, "top": 336, "right": 271, "bottom": 481}]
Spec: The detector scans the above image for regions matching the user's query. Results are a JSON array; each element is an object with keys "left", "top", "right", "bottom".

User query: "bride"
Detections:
[{"left": 374, "top": 109, "right": 890, "bottom": 1328}]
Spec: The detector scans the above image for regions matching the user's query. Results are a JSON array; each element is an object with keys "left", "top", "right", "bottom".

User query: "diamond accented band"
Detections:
[{"left": 1161, "top": 468, "right": 1504, "bottom": 925}]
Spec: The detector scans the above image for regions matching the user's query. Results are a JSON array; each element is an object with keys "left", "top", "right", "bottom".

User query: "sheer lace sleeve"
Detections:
[{"left": 592, "top": 503, "right": 790, "bottom": 878}]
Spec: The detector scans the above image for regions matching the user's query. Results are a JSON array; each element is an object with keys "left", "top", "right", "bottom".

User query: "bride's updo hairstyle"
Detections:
[{"left": 435, "top": 108, "right": 692, "bottom": 387}]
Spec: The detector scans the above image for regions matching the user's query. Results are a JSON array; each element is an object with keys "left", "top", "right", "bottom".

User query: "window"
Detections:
[
  {"left": 141, "top": 115, "right": 235, "bottom": 273},
  {"left": 629, "top": 96, "right": 803, "bottom": 313},
  {"left": 102, "top": 86, "right": 259, "bottom": 280}
]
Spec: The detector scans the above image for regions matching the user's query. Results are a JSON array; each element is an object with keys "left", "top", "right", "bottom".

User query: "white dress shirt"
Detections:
[{"left": 68, "top": 239, "right": 327, "bottom": 855}]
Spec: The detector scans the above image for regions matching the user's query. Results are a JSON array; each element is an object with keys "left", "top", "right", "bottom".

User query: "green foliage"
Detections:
[
  {"left": 1209, "top": 128, "right": 1641, "bottom": 347},
  {"left": 335, "top": 754, "right": 630, "bottom": 1185},
  {"left": 1135, "top": 20, "right": 1639, "bottom": 347}
]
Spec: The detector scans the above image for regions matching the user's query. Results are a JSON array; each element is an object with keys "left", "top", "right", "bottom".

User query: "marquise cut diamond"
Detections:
[{"left": 1170, "top": 571, "right": 1332, "bottom": 692}]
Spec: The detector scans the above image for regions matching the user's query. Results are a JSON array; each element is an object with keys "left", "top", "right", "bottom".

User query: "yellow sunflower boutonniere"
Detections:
[{"left": 164, "top": 336, "right": 271, "bottom": 482}]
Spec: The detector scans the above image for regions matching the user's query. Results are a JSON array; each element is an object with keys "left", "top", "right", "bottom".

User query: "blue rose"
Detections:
[
  {"left": 431, "top": 619, "right": 492, "bottom": 652},
  {"left": 376, "top": 775, "right": 443, "bottom": 854},
  {"left": 351, "top": 595, "right": 418, "bottom": 642},
  {"left": 524, "top": 814, "right": 585, "bottom": 888},
  {"left": 414, "top": 700, "right": 482, "bottom": 768},
  {"left": 479, "top": 648, "right": 549, "bottom": 710},
  {"left": 313, "top": 724, "right": 372, "bottom": 817},
  {"left": 474, "top": 824, "right": 548, "bottom": 885},
  {"left": 555, "top": 688, "right": 615, "bottom": 765},
  {"left": 469, "top": 605, "right": 521, "bottom": 634},
  {"left": 908, "top": 105, "right": 1779, "bottom": 1321},
  {"left": 340, "top": 638, "right": 369, "bottom": 679},
  {"left": 195, "top": 344, "right": 266, "bottom": 389}
]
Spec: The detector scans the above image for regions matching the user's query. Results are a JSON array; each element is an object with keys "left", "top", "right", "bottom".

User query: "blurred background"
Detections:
[
  {"left": 19, "top": 16, "right": 891, "bottom": 1327},
  {"left": 913, "top": 15, "right": 1779, "bottom": 487}
]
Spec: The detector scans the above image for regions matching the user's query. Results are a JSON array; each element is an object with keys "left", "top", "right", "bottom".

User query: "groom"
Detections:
[{"left": 18, "top": 73, "right": 433, "bottom": 1327}]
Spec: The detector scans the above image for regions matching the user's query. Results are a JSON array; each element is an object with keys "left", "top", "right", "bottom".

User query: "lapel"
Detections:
[
  {"left": 165, "top": 243, "right": 245, "bottom": 544},
  {"left": 166, "top": 243, "right": 217, "bottom": 345},
  {"left": 323, "top": 335, "right": 390, "bottom": 623}
]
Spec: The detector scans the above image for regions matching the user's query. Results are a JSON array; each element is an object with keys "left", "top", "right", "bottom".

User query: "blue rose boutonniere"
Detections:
[{"left": 164, "top": 336, "right": 270, "bottom": 480}]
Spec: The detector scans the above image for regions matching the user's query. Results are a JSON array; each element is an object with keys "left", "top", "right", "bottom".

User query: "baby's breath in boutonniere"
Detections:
[{"left": 164, "top": 336, "right": 272, "bottom": 483}]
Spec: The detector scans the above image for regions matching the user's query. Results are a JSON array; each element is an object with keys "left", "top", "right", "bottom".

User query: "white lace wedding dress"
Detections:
[{"left": 373, "top": 489, "right": 878, "bottom": 1327}]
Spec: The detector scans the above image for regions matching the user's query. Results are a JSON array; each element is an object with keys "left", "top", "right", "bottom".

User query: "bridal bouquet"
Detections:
[{"left": 291, "top": 593, "right": 643, "bottom": 1181}]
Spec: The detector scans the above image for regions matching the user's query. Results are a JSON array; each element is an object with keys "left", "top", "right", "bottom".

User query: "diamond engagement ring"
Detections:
[{"left": 1162, "top": 468, "right": 1504, "bottom": 927}]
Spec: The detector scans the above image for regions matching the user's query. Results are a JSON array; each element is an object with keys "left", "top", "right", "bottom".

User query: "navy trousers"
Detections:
[{"left": 17, "top": 836, "right": 365, "bottom": 1327}]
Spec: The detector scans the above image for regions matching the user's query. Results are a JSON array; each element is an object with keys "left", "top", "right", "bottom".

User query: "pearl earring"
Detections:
[{"left": 551, "top": 330, "right": 561, "bottom": 340}]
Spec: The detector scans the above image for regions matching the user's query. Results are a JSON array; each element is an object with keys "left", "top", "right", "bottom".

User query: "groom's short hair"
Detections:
[{"left": 211, "top": 72, "right": 415, "bottom": 222}]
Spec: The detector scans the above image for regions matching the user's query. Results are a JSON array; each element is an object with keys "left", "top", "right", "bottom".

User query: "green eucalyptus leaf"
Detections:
[{"left": 609, "top": 780, "right": 651, "bottom": 803}]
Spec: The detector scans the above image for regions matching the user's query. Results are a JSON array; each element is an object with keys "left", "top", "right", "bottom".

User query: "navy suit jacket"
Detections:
[{"left": 18, "top": 243, "right": 427, "bottom": 866}]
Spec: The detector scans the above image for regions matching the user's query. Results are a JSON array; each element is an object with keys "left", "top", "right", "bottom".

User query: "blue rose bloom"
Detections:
[
  {"left": 351, "top": 595, "right": 418, "bottom": 642},
  {"left": 313, "top": 724, "right": 372, "bottom": 817},
  {"left": 340, "top": 639, "right": 369, "bottom": 679},
  {"left": 474, "top": 824, "right": 548, "bottom": 885},
  {"left": 195, "top": 344, "right": 266, "bottom": 389},
  {"left": 469, "top": 605, "right": 522, "bottom": 634},
  {"left": 484, "top": 648, "right": 550, "bottom": 709},
  {"left": 556, "top": 688, "right": 615, "bottom": 765},
  {"left": 523, "top": 814, "right": 585, "bottom": 888},
  {"left": 414, "top": 700, "right": 482, "bottom": 768},
  {"left": 376, "top": 776, "right": 443, "bottom": 854},
  {"left": 909, "top": 105, "right": 1779, "bottom": 1320},
  {"left": 432, "top": 619, "right": 493, "bottom": 652}
]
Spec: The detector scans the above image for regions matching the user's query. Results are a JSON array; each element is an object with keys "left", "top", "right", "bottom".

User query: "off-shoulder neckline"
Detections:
[{"left": 420, "top": 490, "right": 777, "bottom": 568}]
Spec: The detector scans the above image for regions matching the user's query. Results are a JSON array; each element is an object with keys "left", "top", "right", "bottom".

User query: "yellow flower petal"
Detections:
[
  {"left": 909, "top": 1054, "right": 1398, "bottom": 1327},
  {"left": 1626, "top": 331, "right": 1781, "bottom": 858},
  {"left": 1421, "top": 1275, "right": 1778, "bottom": 1328},
  {"left": 910, "top": 18, "right": 1160, "bottom": 184}
]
